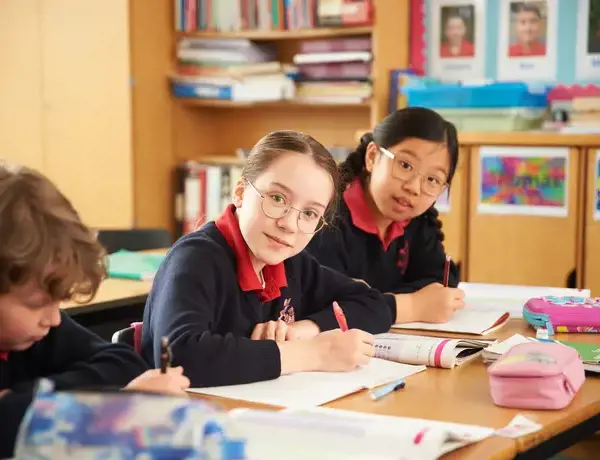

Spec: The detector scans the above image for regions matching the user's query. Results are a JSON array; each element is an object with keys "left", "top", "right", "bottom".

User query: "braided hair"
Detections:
[{"left": 339, "top": 107, "right": 460, "bottom": 244}]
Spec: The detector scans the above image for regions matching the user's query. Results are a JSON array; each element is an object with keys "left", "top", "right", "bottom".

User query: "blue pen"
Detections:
[{"left": 369, "top": 378, "right": 405, "bottom": 401}]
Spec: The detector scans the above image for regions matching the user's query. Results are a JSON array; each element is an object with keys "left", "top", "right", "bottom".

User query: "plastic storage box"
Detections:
[
  {"left": 402, "top": 82, "right": 549, "bottom": 109},
  {"left": 435, "top": 107, "right": 547, "bottom": 131}
]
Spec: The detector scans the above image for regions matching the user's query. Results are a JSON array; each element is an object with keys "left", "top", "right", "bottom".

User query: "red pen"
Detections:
[
  {"left": 443, "top": 254, "right": 451, "bottom": 287},
  {"left": 333, "top": 301, "right": 348, "bottom": 332}
]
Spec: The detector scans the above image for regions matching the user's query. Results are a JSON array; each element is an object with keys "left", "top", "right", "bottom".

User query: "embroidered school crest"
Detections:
[
  {"left": 278, "top": 298, "right": 295, "bottom": 324},
  {"left": 397, "top": 240, "right": 409, "bottom": 274}
]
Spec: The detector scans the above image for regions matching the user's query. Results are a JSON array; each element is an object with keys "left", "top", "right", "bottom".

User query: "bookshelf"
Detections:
[
  {"left": 129, "top": 0, "right": 409, "bottom": 232},
  {"left": 175, "top": 25, "right": 374, "bottom": 40}
]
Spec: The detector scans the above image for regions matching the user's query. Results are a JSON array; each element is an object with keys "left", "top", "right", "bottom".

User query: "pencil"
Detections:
[
  {"left": 160, "top": 336, "right": 170, "bottom": 374},
  {"left": 443, "top": 254, "right": 451, "bottom": 287}
]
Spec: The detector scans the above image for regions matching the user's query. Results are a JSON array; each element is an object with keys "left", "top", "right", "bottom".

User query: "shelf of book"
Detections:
[
  {"left": 178, "top": 98, "right": 372, "bottom": 109},
  {"left": 175, "top": 26, "right": 373, "bottom": 41}
]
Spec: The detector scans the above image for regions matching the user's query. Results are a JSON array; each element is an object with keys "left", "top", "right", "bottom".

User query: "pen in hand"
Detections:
[
  {"left": 160, "top": 336, "right": 171, "bottom": 374},
  {"left": 333, "top": 301, "right": 348, "bottom": 332},
  {"left": 443, "top": 254, "right": 451, "bottom": 287}
]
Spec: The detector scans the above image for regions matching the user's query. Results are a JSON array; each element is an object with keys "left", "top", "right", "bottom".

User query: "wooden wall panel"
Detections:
[
  {"left": 0, "top": 0, "right": 44, "bottom": 170},
  {"left": 41, "top": 0, "right": 133, "bottom": 228},
  {"left": 583, "top": 149, "right": 600, "bottom": 296}
]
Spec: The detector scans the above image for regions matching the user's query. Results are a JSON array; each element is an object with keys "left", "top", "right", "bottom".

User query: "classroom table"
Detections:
[
  {"left": 60, "top": 250, "right": 165, "bottom": 339},
  {"left": 188, "top": 320, "right": 600, "bottom": 460}
]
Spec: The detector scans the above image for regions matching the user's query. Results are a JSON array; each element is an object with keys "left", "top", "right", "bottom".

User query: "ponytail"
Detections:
[
  {"left": 339, "top": 132, "right": 373, "bottom": 191},
  {"left": 422, "top": 205, "right": 445, "bottom": 243}
]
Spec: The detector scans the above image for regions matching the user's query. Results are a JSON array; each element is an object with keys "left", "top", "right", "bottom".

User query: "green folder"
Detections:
[
  {"left": 106, "top": 250, "right": 166, "bottom": 281},
  {"left": 560, "top": 341, "right": 600, "bottom": 364}
]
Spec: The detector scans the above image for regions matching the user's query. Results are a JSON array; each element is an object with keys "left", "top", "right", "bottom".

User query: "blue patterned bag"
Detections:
[{"left": 14, "top": 379, "right": 247, "bottom": 460}]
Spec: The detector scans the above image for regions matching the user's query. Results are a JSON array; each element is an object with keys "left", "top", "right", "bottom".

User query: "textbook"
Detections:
[
  {"left": 228, "top": 407, "right": 495, "bottom": 460},
  {"left": 106, "top": 250, "right": 166, "bottom": 281},
  {"left": 392, "top": 309, "right": 510, "bottom": 336},
  {"left": 374, "top": 333, "right": 496, "bottom": 369},
  {"left": 188, "top": 358, "right": 426, "bottom": 408}
]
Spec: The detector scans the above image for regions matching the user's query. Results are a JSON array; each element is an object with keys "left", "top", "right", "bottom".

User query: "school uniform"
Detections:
[
  {"left": 306, "top": 178, "right": 459, "bottom": 320},
  {"left": 0, "top": 312, "right": 148, "bottom": 459},
  {"left": 141, "top": 204, "right": 393, "bottom": 388}
]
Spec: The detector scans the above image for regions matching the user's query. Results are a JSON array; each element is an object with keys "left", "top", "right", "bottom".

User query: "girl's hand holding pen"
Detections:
[
  {"left": 312, "top": 329, "right": 375, "bottom": 372},
  {"left": 410, "top": 283, "right": 465, "bottom": 323}
]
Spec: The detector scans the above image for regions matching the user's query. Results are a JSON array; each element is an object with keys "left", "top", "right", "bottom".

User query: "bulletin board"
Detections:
[{"left": 412, "top": 0, "right": 600, "bottom": 83}]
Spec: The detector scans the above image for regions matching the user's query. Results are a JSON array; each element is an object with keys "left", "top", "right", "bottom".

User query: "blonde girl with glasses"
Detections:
[
  {"left": 307, "top": 107, "right": 465, "bottom": 326},
  {"left": 142, "top": 130, "right": 393, "bottom": 388}
]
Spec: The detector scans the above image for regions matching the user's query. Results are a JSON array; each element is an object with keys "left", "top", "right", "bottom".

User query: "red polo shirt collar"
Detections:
[
  {"left": 343, "top": 178, "right": 409, "bottom": 251},
  {"left": 0, "top": 352, "right": 8, "bottom": 361},
  {"left": 215, "top": 204, "right": 288, "bottom": 302}
]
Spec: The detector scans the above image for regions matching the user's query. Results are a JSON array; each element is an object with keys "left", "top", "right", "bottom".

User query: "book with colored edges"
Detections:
[
  {"left": 374, "top": 333, "right": 496, "bottom": 369},
  {"left": 392, "top": 309, "right": 511, "bottom": 336}
]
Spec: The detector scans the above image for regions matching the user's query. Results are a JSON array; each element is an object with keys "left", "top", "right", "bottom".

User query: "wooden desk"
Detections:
[
  {"left": 61, "top": 278, "right": 153, "bottom": 315},
  {"left": 61, "top": 249, "right": 166, "bottom": 315},
  {"left": 190, "top": 320, "right": 600, "bottom": 459}
]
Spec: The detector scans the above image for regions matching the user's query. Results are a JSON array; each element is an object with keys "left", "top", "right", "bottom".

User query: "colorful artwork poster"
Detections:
[
  {"left": 594, "top": 150, "right": 600, "bottom": 221},
  {"left": 478, "top": 146, "right": 569, "bottom": 217},
  {"left": 435, "top": 188, "right": 451, "bottom": 213}
]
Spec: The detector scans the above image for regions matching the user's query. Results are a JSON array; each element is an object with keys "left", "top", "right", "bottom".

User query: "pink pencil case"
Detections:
[
  {"left": 523, "top": 296, "right": 600, "bottom": 334},
  {"left": 488, "top": 342, "right": 585, "bottom": 410}
]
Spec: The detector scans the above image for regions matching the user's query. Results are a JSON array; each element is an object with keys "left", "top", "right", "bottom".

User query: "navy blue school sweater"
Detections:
[
  {"left": 141, "top": 205, "right": 393, "bottom": 388},
  {"left": 306, "top": 179, "right": 459, "bottom": 320},
  {"left": 0, "top": 312, "right": 148, "bottom": 459}
]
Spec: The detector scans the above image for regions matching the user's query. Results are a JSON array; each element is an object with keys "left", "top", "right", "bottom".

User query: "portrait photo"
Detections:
[
  {"left": 508, "top": 1, "right": 548, "bottom": 57},
  {"left": 587, "top": 0, "right": 600, "bottom": 54},
  {"left": 577, "top": 0, "right": 600, "bottom": 80},
  {"left": 429, "top": 0, "right": 485, "bottom": 81},
  {"left": 439, "top": 5, "right": 476, "bottom": 58}
]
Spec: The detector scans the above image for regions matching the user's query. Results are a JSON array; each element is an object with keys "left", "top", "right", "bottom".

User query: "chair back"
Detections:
[
  {"left": 98, "top": 229, "right": 172, "bottom": 254},
  {"left": 111, "top": 322, "right": 144, "bottom": 355}
]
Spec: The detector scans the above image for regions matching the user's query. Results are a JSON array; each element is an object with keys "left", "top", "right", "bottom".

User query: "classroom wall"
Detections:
[{"left": 0, "top": 0, "right": 133, "bottom": 229}]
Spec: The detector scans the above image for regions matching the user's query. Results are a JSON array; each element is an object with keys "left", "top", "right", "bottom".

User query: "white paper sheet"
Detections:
[
  {"left": 459, "top": 282, "right": 591, "bottom": 318},
  {"left": 228, "top": 407, "right": 495, "bottom": 460},
  {"left": 392, "top": 309, "right": 510, "bottom": 335},
  {"left": 188, "top": 358, "right": 426, "bottom": 408}
]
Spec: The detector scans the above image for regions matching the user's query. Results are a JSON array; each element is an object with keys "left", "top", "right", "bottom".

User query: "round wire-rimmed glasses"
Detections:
[
  {"left": 379, "top": 145, "right": 449, "bottom": 197},
  {"left": 246, "top": 180, "right": 328, "bottom": 234}
]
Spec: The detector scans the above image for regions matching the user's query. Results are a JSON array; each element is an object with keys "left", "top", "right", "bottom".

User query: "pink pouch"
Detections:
[
  {"left": 523, "top": 296, "right": 600, "bottom": 334},
  {"left": 488, "top": 342, "right": 585, "bottom": 410}
]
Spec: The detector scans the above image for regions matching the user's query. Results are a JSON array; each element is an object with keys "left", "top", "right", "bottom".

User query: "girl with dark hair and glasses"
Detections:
[
  {"left": 307, "top": 107, "right": 465, "bottom": 326},
  {"left": 142, "top": 130, "right": 393, "bottom": 389}
]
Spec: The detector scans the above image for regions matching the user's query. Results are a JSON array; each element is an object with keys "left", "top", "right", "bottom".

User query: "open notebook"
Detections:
[
  {"left": 392, "top": 309, "right": 510, "bottom": 336},
  {"left": 374, "top": 333, "right": 496, "bottom": 369},
  {"left": 459, "top": 282, "right": 590, "bottom": 318},
  {"left": 188, "top": 358, "right": 426, "bottom": 408},
  {"left": 228, "top": 407, "right": 495, "bottom": 460}
]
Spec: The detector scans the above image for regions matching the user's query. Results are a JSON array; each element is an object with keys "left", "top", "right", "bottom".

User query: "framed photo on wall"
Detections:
[
  {"left": 577, "top": 0, "right": 600, "bottom": 80},
  {"left": 497, "top": 0, "right": 558, "bottom": 81},
  {"left": 429, "top": 0, "right": 486, "bottom": 81}
]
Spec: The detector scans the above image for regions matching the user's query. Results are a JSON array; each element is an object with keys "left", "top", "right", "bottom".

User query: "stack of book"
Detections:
[
  {"left": 292, "top": 36, "right": 372, "bottom": 104},
  {"left": 173, "top": 0, "right": 373, "bottom": 33},
  {"left": 567, "top": 95, "right": 600, "bottom": 129},
  {"left": 170, "top": 38, "right": 295, "bottom": 102}
]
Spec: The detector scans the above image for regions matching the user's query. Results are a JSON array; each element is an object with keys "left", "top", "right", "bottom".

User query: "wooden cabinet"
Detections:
[
  {"left": 467, "top": 145, "right": 581, "bottom": 287},
  {"left": 0, "top": 0, "right": 133, "bottom": 228},
  {"left": 584, "top": 148, "right": 600, "bottom": 296}
]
